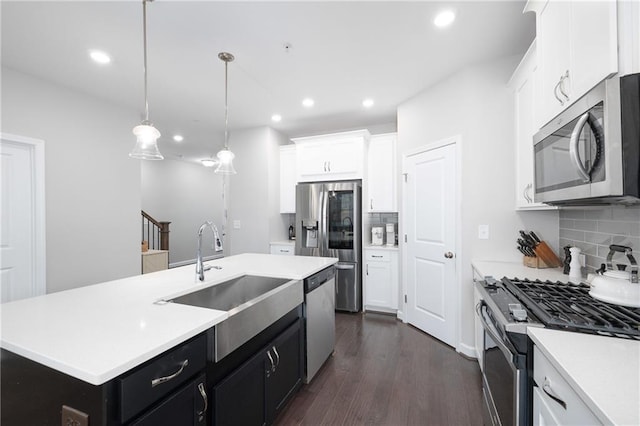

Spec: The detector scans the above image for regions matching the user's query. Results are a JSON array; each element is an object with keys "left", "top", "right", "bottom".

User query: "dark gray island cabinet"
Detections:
[{"left": 1, "top": 305, "right": 303, "bottom": 426}]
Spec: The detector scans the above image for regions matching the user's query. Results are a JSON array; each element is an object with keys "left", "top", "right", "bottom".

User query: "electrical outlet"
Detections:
[
  {"left": 233, "top": 220, "right": 241, "bottom": 229},
  {"left": 478, "top": 225, "right": 489, "bottom": 240},
  {"left": 61, "top": 405, "right": 89, "bottom": 426},
  {"left": 579, "top": 253, "right": 586, "bottom": 267}
]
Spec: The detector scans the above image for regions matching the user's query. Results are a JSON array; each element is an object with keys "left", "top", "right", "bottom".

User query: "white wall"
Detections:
[
  {"left": 141, "top": 159, "right": 224, "bottom": 266},
  {"left": 226, "top": 126, "right": 290, "bottom": 255},
  {"left": 1, "top": 68, "right": 141, "bottom": 293},
  {"left": 397, "top": 57, "right": 559, "bottom": 354}
]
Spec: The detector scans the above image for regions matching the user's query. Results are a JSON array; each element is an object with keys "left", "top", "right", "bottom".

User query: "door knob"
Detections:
[{"left": 444, "top": 252, "right": 454, "bottom": 259}]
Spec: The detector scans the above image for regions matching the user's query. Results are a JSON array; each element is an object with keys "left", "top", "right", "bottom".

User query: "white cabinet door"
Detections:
[
  {"left": 279, "top": 145, "right": 296, "bottom": 214},
  {"left": 473, "top": 285, "right": 483, "bottom": 371},
  {"left": 537, "top": 0, "right": 571, "bottom": 127},
  {"left": 364, "top": 249, "right": 398, "bottom": 312},
  {"left": 293, "top": 130, "right": 368, "bottom": 182},
  {"left": 570, "top": 1, "right": 618, "bottom": 100},
  {"left": 367, "top": 133, "right": 397, "bottom": 212},
  {"left": 535, "top": 0, "right": 618, "bottom": 128},
  {"left": 511, "top": 42, "right": 556, "bottom": 211}
]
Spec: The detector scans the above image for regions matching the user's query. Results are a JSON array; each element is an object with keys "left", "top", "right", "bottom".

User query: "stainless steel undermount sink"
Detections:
[{"left": 170, "top": 275, "right": 303, "bottom": 361}]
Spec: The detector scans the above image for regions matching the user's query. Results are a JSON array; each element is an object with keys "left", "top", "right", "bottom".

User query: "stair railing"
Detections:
[{"left": 141, "top": 210, "right": 171, "bottom": 251}]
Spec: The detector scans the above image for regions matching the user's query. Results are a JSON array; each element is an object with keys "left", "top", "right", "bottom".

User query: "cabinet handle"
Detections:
[
  {"left": 542, "top": 377, "right": 567, "bottom": 409},
  {"left": 553, "top": 79, "right": 565, "bottom": 105},
  {"left": 370, "top": 199, "right": 373, "bottom": 210},
  {"left": 197, "top": 382, "right": 208, "bottom": 420},
  {"left": 151, "top": 359, "right": 189, "bottom": 387},
  {"left": 366, "top": 264, "right": 369, "bottom": 275},
  {"left": 267, "top": 350, "right": 275, "bottom": 374},
  {"left": 272, "top": 346, "right": 280, "bottom": 369},
  {"left": 372, "top": 255, "right": 383, "bottom": 258},
  {"left": 558, "top": 70, "right": 570, "bottom": 103},
  {"left": 323, "top": 161, "right": 327, "bottom": 172}
]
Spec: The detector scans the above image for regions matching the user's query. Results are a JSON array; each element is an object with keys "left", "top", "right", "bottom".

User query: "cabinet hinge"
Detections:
[{"left": 404, "top": 294, "right": 407, "bottom": 303}]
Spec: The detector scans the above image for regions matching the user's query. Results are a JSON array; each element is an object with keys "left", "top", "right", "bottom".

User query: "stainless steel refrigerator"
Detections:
[{"left": 295, "top": 181, "right": 362, "bottom": 312}]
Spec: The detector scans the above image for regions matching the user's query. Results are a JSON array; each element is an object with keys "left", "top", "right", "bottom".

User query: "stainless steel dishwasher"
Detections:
[{"left": 304, "top": 265, "right": 336, "bottom": 383}]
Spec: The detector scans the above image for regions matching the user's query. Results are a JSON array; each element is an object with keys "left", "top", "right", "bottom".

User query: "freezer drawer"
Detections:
[{"left": 335, "top": 262, "right": 361, "bottom": 312}]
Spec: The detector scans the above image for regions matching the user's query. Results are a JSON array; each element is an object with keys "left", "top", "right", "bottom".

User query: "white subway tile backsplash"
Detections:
[{"left": 558, "top": 206, "right": 640, "bottom": 273}]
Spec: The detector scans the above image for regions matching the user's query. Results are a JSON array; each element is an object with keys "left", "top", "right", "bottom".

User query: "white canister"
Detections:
[{"left": 569, "top": 247, "right": 582, "bottom": 283}]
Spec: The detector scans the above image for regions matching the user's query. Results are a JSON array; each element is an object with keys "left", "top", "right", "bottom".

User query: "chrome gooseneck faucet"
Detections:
[{"left": 196, "top": 221, "right": 223, "bottom": 281}]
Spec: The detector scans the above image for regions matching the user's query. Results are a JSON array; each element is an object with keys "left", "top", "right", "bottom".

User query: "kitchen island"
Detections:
[{"left": 1, "top": 253, "right": 337, "bottom": 425}]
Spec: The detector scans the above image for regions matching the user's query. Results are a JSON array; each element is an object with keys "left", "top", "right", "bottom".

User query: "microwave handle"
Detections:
[{"left": 569, "top": 112, "right": 593, "bottom": 183}]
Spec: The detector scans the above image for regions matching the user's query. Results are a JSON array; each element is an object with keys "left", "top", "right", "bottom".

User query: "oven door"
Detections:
[{"left": 478, "top": 302, "right": 528, "bottom": 426}]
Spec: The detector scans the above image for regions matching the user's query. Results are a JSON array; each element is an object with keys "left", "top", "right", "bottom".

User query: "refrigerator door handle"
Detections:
[
  {"left": 321, "top": 186, "right": 327, "bottom": 257},
  {"left": 335, "top": 263, "right": 355, "bottom": 270}
]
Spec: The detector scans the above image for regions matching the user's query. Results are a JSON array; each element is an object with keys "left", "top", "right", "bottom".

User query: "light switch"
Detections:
[
  {"left": 478, "top": 225, "right": 489, "bottom": 240},
  {"left": 233, "top": 220, "right": 241, "bottom": 229}
]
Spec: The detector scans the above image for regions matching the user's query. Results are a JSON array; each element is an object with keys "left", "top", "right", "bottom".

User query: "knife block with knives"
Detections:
[{"left": 518, "top": 230, "right": 562, "bottom": 269}]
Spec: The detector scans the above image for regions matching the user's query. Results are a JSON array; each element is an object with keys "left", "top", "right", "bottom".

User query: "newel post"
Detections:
[{"left": 159, "top": 221, "right": 171, "bottom": 251}]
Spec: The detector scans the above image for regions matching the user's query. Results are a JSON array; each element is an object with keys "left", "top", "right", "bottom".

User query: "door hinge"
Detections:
[
  {"left": 404, "top": 294, "right": 407, "bottom": 303},
  {"left": 403, "top": 173, "right": 408, "bottom": 182},
  {"left": 404, "top": 234, "right": 407, "bottom": 243}
]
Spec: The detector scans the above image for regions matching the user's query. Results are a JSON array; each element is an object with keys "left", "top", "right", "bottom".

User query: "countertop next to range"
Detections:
[
  {"left": 528, "top": 327, "right": 639, "bottom": 426},
  {"left": 0, "top": 253, "right": 338, "bottom": 386},
  {"left": 471, "top": 260, "right": 568, "bottom": 282},
  {"left": 472, "top": 260, "right": 640, "bottom": 426}
]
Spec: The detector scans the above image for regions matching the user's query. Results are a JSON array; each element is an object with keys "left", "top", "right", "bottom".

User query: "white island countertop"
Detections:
[
  {"left": 528, "top": 327, "right": 640, "bottom": 425},
  {"left": 0, "top": 253, "right": 337, "bottom": 386}
]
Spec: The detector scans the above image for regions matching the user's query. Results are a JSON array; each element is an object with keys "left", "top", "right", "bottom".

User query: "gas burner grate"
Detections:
[{"left": 502, "top": 278, "right": 640, "bottom": 340}]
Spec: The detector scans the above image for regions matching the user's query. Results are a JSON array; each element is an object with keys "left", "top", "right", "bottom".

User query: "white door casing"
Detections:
[
  {"left": 403, "top": 139, "right": 458, "bottom": 348},
  {"left": 0, "top": 133, "right": 46, "bottom": 302}
]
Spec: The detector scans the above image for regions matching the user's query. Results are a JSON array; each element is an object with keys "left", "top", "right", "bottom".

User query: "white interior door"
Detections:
[
  {"left": 0, "top": 134, "right": 46, "bottom": 303},
  {"left": 403, "top": 141, "right": 457, "bottom": 347}
]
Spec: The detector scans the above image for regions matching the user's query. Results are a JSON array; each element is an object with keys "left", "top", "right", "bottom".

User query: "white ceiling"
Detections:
[{"left": 1, "top": 1, "right": 534, "bottom": 163}]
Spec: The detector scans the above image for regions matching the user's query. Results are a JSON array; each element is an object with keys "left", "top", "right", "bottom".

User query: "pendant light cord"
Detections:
[
  {"left": 224, "top": 58, "right": 229, "bottom": 150},
  {"left": 143, "top": 0, "right": 150, "bottom": 123}
]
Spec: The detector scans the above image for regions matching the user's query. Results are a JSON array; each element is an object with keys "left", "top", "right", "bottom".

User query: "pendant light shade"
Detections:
[
  {"left": 214, "top": 52, "right": 236, "bottom": 174},
  {"left": 129, "top": 0, "right": 163, "bottom": 160},
  {"left": 130, "top": 123, "right": 162, "bottom": 160}
]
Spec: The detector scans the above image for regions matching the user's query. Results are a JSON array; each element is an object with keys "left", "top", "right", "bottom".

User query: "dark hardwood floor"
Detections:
[{"left": 276, "top": 312, "right": 483, "bottom": 426}]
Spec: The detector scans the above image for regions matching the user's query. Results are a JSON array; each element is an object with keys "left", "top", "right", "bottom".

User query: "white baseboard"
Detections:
[{"left": 457, "top": 341, "right": 477, "bottom": 359}]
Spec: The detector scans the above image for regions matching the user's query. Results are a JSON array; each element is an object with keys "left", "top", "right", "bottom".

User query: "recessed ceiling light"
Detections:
[
  {"left": 302, "top": 98, "right": 315, "bottom": 108},
  {"left": 89, "top": 50, "right": 111, "bottom": 64},
  {"left": 201, "top": 159, "right": 217, "bottom": 168},
  {"left": 362, "top": 98, "right": 374, "bottom": 108},
  {"left": 271, "top": 114, "right": 282, "bottom": 122},
  {"left": 173, "top": 135, "right": 184, "bottom": 142},
  {"left": 434, "top": 10, "right": 456, "bottom": 28}
]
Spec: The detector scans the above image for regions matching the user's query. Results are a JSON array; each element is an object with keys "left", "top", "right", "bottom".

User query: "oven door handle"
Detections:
[{"left": 476, "top": 301, "right": 518, "bottom": 360}]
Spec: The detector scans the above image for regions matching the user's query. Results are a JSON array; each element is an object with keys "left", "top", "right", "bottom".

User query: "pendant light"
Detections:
[
  {"left": 129, "top": 0, "right": 163, "bottom": 160},
  {"left": 214, "top": 52, "right": 237, "bottom": 174}
]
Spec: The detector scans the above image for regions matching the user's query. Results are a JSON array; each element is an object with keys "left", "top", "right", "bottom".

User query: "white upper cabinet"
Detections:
[
  {"left": 279, "top": 145, "right": 296, "bottom": 214},
  {"left": 293, "top": 130, "right": 369, "bottom": 182},
  {"left": 510, "top": 42, "right": 556, "bottom": 211},
  {"left": 533, "top": 0, "right": 618, "bottom": 128},
  {"left": 367, "top": 133, "right": 397, "bottom": 212}
]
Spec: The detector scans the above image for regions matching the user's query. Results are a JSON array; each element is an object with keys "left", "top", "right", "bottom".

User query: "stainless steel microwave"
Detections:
[{"left": 533, "top": 73, "right": 640, "bottom": 205}]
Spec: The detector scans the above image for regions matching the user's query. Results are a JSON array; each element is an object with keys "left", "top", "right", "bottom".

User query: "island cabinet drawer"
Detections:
[
  {"left": 533, "top": 346, "right": 600, "bottom": 425},
  {"left": 119, "top": 334, "right": 207, "bottom": 423}
]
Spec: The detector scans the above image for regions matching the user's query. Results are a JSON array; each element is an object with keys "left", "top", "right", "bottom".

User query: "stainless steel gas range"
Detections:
[{"left": 475, "top": 276, "right": 640, "bottom": 426}]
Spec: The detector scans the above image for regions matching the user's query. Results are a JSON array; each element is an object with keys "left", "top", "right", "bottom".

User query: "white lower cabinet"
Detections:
[
  {"left": 473, "top": 285, "right": 483, "bottom": 371},
  {"left": 532, "top": 346, "right": 601, "bottom": 425},
  {"left": 363, "top": 248, "right": 398, "bottom": 313}
]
